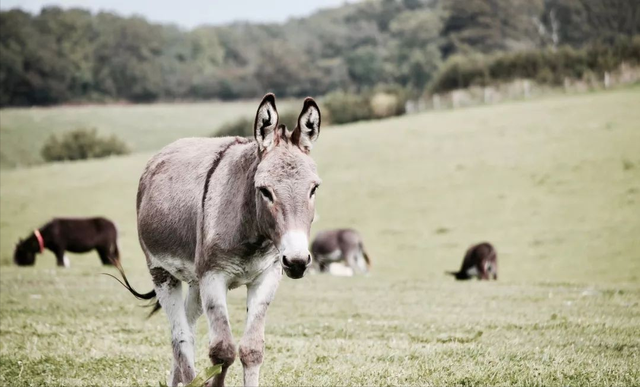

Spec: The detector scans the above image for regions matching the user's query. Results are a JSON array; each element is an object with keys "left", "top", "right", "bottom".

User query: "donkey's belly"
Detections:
[
  {"left": 148, "top": 254, "right": 198, "bottom": 284},
  {"left": 316, "top": 249, "right": 342, "bottom": 263},
  {"left": 466, "top": 265, "right": 479, "bottom": 277},
  {"left": 66, "top": 245, "right": 98, "bottom": 254}
]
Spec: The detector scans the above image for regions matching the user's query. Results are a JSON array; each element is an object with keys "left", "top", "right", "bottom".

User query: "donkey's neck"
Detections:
[
  {"left": 21, "top": 232, "right": 43, "bottom": 254},
  {"left": 241, "top": 147, "right": 263, "bottom": 240},
  {"left": 219, "top": 141, "right": 266, "bottom": 245},
  {"left": 201, "top": 140, "right": 276, "bottom": 256}
]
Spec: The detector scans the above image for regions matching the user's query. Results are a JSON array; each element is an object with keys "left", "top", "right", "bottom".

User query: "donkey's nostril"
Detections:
[
  {"left": 282, "top": 255, "right": 310, "bottom": 269},
  {"left": 281, "top": 254, "right": 310, "bottom": 279}
]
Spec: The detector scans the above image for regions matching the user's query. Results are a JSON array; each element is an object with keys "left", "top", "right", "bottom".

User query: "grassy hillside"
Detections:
[
  {"left": 0, "top": 99, "right": 294, "bottom": 169},
  {"left": 1, "top": 88, "right": 639, "bottom": 386}
]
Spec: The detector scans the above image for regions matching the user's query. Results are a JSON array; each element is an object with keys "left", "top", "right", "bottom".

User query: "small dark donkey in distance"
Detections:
[
  {"left": 447, "top": 242, "right": 497, "bottom": 280},
  {"left": 14, "top": 217, "right": 120, "bottom": 267}
]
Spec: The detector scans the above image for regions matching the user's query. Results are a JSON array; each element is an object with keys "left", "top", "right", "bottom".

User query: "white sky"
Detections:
[{"left": 0, "top": 0, "right": 356, "bottom": 28}]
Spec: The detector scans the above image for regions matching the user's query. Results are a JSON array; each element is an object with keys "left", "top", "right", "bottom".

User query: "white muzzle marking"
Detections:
[{"left": 279, "top": 230, "right": 310, "bottom": 263}]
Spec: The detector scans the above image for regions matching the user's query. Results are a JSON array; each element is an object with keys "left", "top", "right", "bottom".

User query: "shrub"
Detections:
[
  {"left": 41, "top": 128, "right": 130, "bottom": 162},
  {"left": 370, "top": 92, "right": 400, "bottom": 118},
  {"left": 535, "top": 68, "right": 555, "bottom": 84},
  {"left": 370, "top": 85, "right": 407, "bottom": 118},
  {"left": 322, "top": 91, "right": 373, "bottom": 125},
  {"left": 213, "top": 117, "right": 254, "bottom": 137},
  {"left": 430, "top": 54, "right": 490, "bottom": 93}
]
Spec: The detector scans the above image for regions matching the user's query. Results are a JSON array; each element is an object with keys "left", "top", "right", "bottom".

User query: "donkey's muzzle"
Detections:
[{"left": 282, "top": 254, "right": 311, "bottom": 279}]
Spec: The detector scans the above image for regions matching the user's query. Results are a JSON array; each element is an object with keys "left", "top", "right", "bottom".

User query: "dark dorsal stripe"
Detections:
[{"left": 201, "top": 138, "right": 243, "bottom": 213}]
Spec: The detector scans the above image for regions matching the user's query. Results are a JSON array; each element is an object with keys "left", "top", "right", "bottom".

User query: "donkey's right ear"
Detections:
[{"left": 254, "top": 93, "right": 279, "bottom": 152}]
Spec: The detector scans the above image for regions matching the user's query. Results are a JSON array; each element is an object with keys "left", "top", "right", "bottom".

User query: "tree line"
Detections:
[
  {"left": 432, "top": 36, "right": 640, "bottom": 93},
  {"left": 1, "top": 0, "right": 638, "bottom": 106}
]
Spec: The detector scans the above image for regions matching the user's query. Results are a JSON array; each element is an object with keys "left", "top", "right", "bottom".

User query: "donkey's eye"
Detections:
[
  {"left": 259, "top": 187, "right": 274, "bottom": 203},
  {"left": 310, "top": 184, "right": 319, "bottom": 198}
]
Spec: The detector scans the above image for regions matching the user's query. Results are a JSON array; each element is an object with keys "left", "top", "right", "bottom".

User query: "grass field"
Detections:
[
  {"left": 1, "top": 88, "right": 639, "bottom": 386},
  {"left": 0, "top": 99, "right": 295, "bottom": 169}
]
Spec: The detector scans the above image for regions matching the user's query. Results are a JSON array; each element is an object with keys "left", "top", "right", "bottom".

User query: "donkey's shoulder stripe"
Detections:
[{"left": 201, "top": 138, "right": 244, "bottom": 211}]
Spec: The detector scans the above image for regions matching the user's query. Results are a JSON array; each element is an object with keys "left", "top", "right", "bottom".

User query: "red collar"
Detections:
[{"left": 34, "top": 229, "right": 45, "bottom": 253}]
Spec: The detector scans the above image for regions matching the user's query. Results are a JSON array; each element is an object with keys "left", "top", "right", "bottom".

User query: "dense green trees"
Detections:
[
  {"left": 431, "top": 36, "right": 640, "bottom": 93},
  {"left": 442, "top": 0, "right": 545, "bottom": 55},
  {"left": 541, "top": 0, "right": 639, "bottom": 47},
  {"left": 389, "top": 10, "right": 443, "bottom": 90},
  {"left": 1, "top": 0, "right": 638, "bottom": 106}
]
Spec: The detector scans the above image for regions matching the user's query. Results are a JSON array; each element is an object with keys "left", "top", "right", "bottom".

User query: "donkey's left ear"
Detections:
[
  {"left": 292, "top": 97, "right": 321, "bottom": 153},
  {"left": 254, "top": 93, "right": 279, "bottom": 152}
]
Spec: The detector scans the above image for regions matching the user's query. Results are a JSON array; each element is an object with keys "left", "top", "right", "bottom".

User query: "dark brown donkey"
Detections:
[
  {"left": 113, "top": 94, "right": 322, "bottom": 387},
  {"left": 13, "top": 217, "right": 120, "bottom": 267},
  {"left": 447, "top": 242, "right": 497, "bottom": 280}
]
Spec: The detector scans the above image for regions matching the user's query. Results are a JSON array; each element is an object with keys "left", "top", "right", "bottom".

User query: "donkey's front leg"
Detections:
[
  {"left": 54, "top": 249, "right": 70, "bottom": 268},
  {"left": 201, "top": 272, "right": 236, "bottom": 387},
  {"left": 240, "top": 263, "right": 282, "bottom": 387}
]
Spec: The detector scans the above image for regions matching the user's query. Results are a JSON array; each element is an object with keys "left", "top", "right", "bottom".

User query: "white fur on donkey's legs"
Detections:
[
  {"left": 156, "top": 280, "right": 196, "bottom": 387},
  {"left": 200, "top": 272, "right": 236, "bottom": 387},
  {"left": 240, "top": 263, "right": 282, "bottom": 387}
]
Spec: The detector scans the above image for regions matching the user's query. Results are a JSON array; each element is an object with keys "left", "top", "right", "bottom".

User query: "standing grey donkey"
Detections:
[
  {"left": 113, "top": 94, "right": 322, "bottom": 387},
  {"left": 311, "top": 229, "right": 371, "bottom": 276}
]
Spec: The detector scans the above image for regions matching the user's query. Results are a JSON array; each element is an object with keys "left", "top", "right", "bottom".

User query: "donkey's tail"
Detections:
[
  {"left": 360, "top": 242, "right": 372, "bottom": 269},
  {"left": 103, "top": 259, "right": 161, "bottom": 317}
]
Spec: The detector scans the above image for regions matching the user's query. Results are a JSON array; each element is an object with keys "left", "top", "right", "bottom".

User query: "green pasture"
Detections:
[
  {"left": 1, "top": 88, "right": 639, "bottom": 386},
  {"left": 0, "top": 100, "right": 295, "bottom": 169}
]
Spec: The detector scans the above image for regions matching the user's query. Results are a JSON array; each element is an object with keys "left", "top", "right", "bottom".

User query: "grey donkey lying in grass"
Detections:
[{"left": 311, "top": 228, "right": 371, "bottom": 276}]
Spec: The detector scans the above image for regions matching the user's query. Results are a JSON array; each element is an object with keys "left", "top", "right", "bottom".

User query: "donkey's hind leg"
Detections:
[
  {"left": 183, "top": 284, "right": 203, "bottom": 378},
  {"left": 97, "top": 247, "right": 111, "bottom": 266},
  {"left": 344, "top": 249, "right": 360, "bottom": 274},
  {"left": 185, "top": 283, "right": 203, "bottom": 335},
  {"left": 151, "top": 267, "right": 197, "bottom": 387},
  {"left": 110, "top": 242, "right": 121, "bottom": 265}
]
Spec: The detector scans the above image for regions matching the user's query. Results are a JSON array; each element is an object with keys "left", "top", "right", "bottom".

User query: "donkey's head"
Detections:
[
  {"left": 253, "top": 94, "right": 321, "bottom": 279},
  {"left": 14, "top": 237, "right": 37, "bottom": 266}
]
